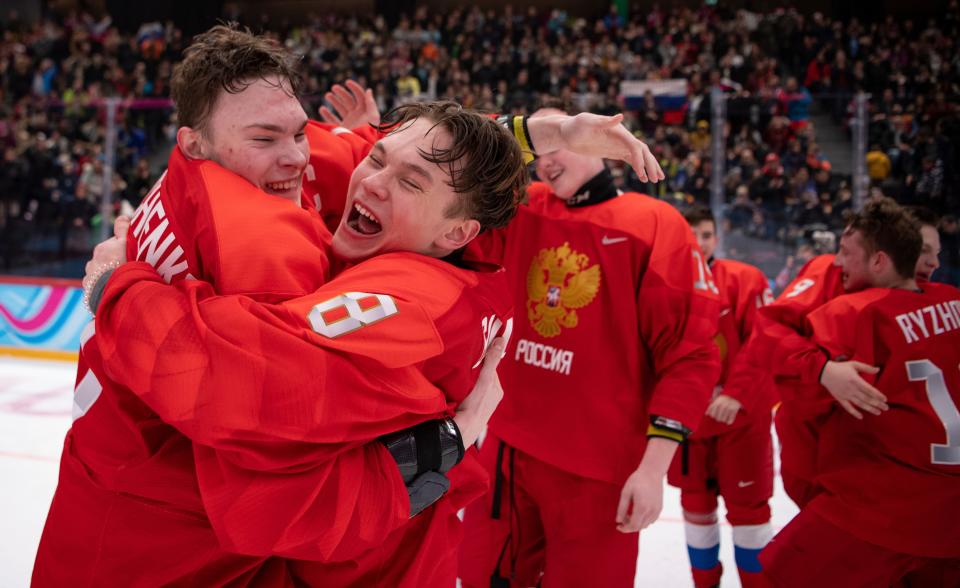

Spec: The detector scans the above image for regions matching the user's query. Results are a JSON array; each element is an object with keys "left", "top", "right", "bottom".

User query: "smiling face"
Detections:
[
  {"left": 176, "top": 76, "right": 309, "bottom": 203},
  {"left": 835, "top": 229, "right": 875, "bottom": 292},
  {"left": 834, "top": 197, "right": 924, "bottom": 291},
  {"left": 332, "top": 117, "right": 480, "bottom": 263},
  {"left": 531, "top": 107, "right": 605, "bottom": 201},
  {"left": 534, "top": 148, "right": 605, "bottom": 201}
]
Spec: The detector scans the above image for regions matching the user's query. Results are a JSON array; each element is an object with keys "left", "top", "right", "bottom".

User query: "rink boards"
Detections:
[{"left": 0, "top": 277, "right": 86, "bottom": 361}]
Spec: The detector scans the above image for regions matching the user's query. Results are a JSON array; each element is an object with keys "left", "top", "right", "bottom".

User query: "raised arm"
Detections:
[{"left": 319, "top": 81, "right": 665, "bottom": 184}]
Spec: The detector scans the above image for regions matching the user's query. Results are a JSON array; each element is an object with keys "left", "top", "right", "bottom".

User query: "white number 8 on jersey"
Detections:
[{"left": 308, "top": 292, "right": 399, "bottom": 339}]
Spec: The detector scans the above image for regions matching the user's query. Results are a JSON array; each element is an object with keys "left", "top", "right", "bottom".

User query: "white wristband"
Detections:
[{"left": 82, "top": 261, "right": 122, "bottom": 315}]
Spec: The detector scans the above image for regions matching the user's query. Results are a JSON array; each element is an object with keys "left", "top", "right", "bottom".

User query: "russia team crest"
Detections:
[{"left": 526, "top": 242, "right": 601, "bottom": 338}]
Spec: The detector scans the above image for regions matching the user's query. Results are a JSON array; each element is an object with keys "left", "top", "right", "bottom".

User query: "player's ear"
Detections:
[
  {"left": 872, "top": 250, "right": 890, "bottom": 275},
  {"left": 436, "top": 218, "right": 481, "bottom": 252},
  {"left": 177, "top": 126, "right": 205, "bottom": 160}
]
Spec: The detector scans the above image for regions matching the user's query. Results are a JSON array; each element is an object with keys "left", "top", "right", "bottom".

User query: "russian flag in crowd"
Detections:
[{"left": 621, "top": 79, "right": 689, "bottom": 125}]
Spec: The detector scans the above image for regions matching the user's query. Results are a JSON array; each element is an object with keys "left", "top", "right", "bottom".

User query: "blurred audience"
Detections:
[
  {"left": 0, "top": 9, "right": 175, "bottom": 269},
  {"left": 0, "top": 4, "right": 956, "bottom": 284}
]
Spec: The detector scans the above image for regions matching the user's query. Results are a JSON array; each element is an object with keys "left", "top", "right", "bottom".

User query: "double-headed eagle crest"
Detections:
[{"left": 526, "top": 242, "right": 601, "bottom": 338}]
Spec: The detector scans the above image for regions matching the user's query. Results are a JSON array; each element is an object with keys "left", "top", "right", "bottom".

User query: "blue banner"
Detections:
[{"left": 0, "top": 279, "right": 89, "bottom": 358}]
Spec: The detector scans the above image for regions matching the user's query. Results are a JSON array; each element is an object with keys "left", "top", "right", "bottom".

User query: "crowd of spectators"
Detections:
[
  {"left": 0, "top": 4, "right": 957, "bottom": 285},
  {"left": 0, "top": 10, "right": 176, "bottom": 270},
  {"left": 846, "top": 12, "right": 960, "bottom": 215}
]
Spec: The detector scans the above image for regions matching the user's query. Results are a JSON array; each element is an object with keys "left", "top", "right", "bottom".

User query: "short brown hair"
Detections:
[
  {"left": 684, "top": 205, "right": 715, "bottom": 227},
  {"left": 171, "top": 23, "right": 302, "bottom": 132},
  {"left": 905, "top": 205, "right": 940, "bottom": 229},
  {"left": 844, "top": 197, "right": 922, "bottom": 279},
  {"left": 377, "top": 102, "right": 528, "bottom": 231}
]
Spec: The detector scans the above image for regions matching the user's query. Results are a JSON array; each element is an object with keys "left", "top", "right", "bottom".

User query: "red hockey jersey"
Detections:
[
  {"left": 301, "top": 121, "right": 379, "bottom": 233},
  {"left": 719, "top": 254, "right": 844, "bottom": 486},
  {"left": 799, "top": 283, "right": 960, "bottom": 558},
  {"left": 694, "top": 258, "right": 775, "bottom": 438},
  {"left": 71, "top": 145, "right": 333, "bottom": 496},
  {"left": 487, "top": 183, "right": 721, "bottom": 484},
  {"left": 35, "top": 143, "right": 351, "bottom": 587},
  {"left": 752, "top": 254, "right": 844, "bottom": 391},
  {"left": 94, "top": 251, "right": 511, "bottom": 568},
  {"left": 725, "top": 255, "right": 845, "bottom": 410}
]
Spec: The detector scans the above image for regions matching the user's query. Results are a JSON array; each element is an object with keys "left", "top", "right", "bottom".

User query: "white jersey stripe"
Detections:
[
  {"left": 79, "top": 321, "right": 96, "bottom": 348},
  {"left": 73, "top": 370, "right": 103, "bottom": 421}
]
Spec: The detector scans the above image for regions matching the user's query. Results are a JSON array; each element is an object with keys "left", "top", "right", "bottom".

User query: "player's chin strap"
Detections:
[{"left": 380, "top": 417, "right": 465, "bottom": 517}]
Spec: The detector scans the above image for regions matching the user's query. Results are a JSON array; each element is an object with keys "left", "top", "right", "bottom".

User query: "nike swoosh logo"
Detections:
[
  {"left": 719, "top": 308, "right": 731, "bottom": 317},
  {"left": 737, "top": 480, "right": 755, "bottom": 488},
  {"left": 602, "top": 236, "right": 628, "bottom": 245}
]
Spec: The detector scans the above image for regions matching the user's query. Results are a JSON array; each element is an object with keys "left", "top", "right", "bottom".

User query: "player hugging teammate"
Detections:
[
  {"left": 754, "top": 197, "right": 960, "bottom": 587},
  {"left": 31, "top": 20, "right": 959, "bottom": 585},
  {"left": 665, "top": 197, "right": 958, "bottom": 588}
]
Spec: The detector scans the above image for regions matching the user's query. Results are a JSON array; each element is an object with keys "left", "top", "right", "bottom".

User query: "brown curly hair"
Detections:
[
  {"left": 171, "top": 23, "right": 303, "bottom": 133},
  {"left": 845, "top": 196, "right": 922, "bottom": 279},
  {"left": 377, "top": 102, "right": 528, "bottom": 231}
]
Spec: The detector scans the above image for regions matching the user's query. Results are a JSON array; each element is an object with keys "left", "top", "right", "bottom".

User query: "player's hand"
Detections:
[
  {"left": 616, "top": 465, "right": 664, "bottom": 533},
  {"left": 558, "top": 113, "right": 665, "bottom": 183},
  {"left": 319, "top": 80, "right": 380, "bottom": 129},
  {"left": 705, "top": 394, "right": 742, "bottom": 425},
  {"left": 820, "top": 360, "right": 887, "bottom": 419},
  {"left": 454, "top": 338, "right": 506, "bottom": 447},
  {"left": 82, "top": 216, "right": 129, "bottom": 291},
  {"left": 526, "top": 113, "right": 665, "bottom": 183},
  {"left": 113, "top": 215, "right": 130, "bottom": 240}
]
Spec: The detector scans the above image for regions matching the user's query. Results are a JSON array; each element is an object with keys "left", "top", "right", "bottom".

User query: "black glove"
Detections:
[
  {"left": 379, "top": 417, "right": 465, "bottom": 483},
  {"left": 380, "top": 418, "right": 465, "bottom": 517},
  {"left": 407, "top": 471, "right": 451, "bottom": 517}
]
